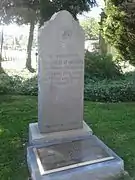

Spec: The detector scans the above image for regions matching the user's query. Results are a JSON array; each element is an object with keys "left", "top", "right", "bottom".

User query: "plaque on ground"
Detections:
[{"left": 33, "top": 138, "right": 114, "bottom": 175}]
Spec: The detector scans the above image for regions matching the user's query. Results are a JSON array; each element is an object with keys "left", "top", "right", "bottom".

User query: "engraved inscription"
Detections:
[
  {"left": 45, "top": 121, "right": 81, "bottom": 129},
  {"left": 62, "top": 30, "right": 72, "bottom": 40},
  {"left": 36, "top": 138, "right": 111, "bottom": 172},
  {"left": 42, "top": 54, "right": 84, "bottom": 85}
]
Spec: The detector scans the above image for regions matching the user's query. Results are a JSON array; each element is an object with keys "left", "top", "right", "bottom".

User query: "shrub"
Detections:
[
  {"left": 84, "top": 78, "right": 135, "bottom": 102},
  {"left": 0, "top": 74, "right": 37, "bottom": 96},
  {"left": 85, "top": 51, "right": 122, "bottom": 80},
  {"left": 0, "top": 70, "right": 135, "bottom": 103},
  {"left": 21, "top": 76, "right": 38, "bottom": 96},
  {"left": 0, "top": 74, "right": 23, "bottom": 94}
]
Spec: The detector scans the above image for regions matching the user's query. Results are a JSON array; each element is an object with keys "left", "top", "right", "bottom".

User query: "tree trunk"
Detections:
[
  {"left": 26, "top": 18, "right": 35, "bottom": 72},
  {"left": 0, "top": 28, "right": 4, "bottom": 73},
  {"left": 99, "top": 33, "right": 108, "bottom": 55},
  {"left": 0, "top": 60, "right": 2, "bottom": 69},
  {"left": 0, "top": 55, "right": 4, "bottom": 73}
]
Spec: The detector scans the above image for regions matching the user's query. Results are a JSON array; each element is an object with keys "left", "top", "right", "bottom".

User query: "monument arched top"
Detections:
[{"left": 39, "top": 10, "right": 84, "bottom": 39}]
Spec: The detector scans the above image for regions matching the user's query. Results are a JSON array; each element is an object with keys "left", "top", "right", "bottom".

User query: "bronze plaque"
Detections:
[{"left": 34, "top": 138, "right": 114, "bottom": 175}]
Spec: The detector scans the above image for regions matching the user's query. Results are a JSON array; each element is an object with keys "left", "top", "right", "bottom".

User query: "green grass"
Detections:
[
  {"left": 85, "top": 102, "right": 135, "bottom": 178},
  {"left": 0, "top": 95, "right": 135, "bottom": 179},
  {"left": 0, "top": 95, "right": 37, "bottom": 180}
]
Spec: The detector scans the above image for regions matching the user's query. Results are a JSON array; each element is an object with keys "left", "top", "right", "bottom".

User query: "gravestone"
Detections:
[
  {"left": 29, "top": 10, "right": 92, "bottom": 145},
  {"left": 38, "top": 10, "right": 84, "bottom": 133},
  {"left": 27, "top": 10, "right": 125, "bottom": 180}
]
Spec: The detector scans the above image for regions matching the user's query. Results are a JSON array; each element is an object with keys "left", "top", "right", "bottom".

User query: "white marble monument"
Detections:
[
  {"left": 38, "top": 9, "right": 85, "bottom": 133},
  {"left": 27, "top": 10, "right": 125, "bottom": 180},
  {"left": 29, "top": 10, "right": 92, "bottom": 145}
]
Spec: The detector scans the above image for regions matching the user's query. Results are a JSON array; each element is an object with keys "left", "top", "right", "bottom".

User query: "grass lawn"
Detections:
[{"left": 0, "top": 95, "right": 135, "bottom": 179}]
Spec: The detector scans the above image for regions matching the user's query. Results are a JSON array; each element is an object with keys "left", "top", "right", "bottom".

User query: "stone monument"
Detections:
[{"left": 27, "top": 10, "right": 125, "bottom": 180}]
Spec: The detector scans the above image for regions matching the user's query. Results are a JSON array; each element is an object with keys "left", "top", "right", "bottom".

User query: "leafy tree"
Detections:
[
  {"left": 40, "top": 0, "right": 97, "bottom": 25},
  {"left": 101, "top": 0, "right": 135, "bottom": 65},
  {"left": 10, "top": 1, "right": 39, "bottom": 72},
  {"left": 0, "top": 1, "right": 39, "bottom": 72},
  {"left": 14, "top": 1, "right": 39, "bottom": 72},
  {"left": 0, "top": 0, "right": 8, "bottom": 73},
  {"left": 99, "top": 11, "right": 108, "bottom": 55},
  {"left": 0, "top": 0, "right": 97, "bottom": 72},
  {"left": 22, "top": 0, "right": 97, "bottom": 71},
  {"left": 80, "top": 17, "right": 99, "bottom": 40}
]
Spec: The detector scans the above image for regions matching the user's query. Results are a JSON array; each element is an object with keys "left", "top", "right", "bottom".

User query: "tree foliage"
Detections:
[
  {"left": 0, "top": 0, "right": 39, "bottom": 24},
  {"left": 0, "top": 0, "right": 40, "bottom": 72},
  {"left": 0, "top": 0, "right": 97, "bottom": 72},
  {"left": 40, "top": 0, "right": 97, "bottom": 25},
  {"left": 101, "top": 0, "right": 135, "bottom": 65},
  {"left": 80, "top": 17, "right": 99, "bottom": 40}
]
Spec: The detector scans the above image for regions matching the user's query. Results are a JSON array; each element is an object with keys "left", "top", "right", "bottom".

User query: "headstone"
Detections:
[
  {"left": 27, "top": 10, "right": 125, "bottom": 180},
  {"left": 38, "top": 11, "right": 85, "bottom": 133}
]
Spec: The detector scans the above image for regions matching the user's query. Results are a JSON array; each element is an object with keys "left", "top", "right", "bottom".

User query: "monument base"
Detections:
[
  {"left": 29, "top": 121, "right": 92, "bottom": 146},
  {"left": 27, "top": 135, "right": 124, "bottom": 180}
]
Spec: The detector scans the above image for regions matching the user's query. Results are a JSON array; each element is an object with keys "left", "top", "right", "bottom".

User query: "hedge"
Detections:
[{"left": 0, "top": 73, "right": 135, "bottom": 102}]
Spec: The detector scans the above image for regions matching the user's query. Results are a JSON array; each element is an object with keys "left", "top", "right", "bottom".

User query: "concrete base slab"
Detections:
[
  {"left": 27, "top": 135, "right": 124, "bottom": 180},
  {"left": 29, "top": 121, "right": 92, "bottom": 146}
]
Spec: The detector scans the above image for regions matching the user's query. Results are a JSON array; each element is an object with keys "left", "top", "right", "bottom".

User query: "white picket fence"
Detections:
[{"left": 1, "top": 49, "right": 37, "bottom": 70}]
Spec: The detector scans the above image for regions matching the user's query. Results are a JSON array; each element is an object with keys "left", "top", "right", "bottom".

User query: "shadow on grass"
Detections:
[
  {"left": 0, "top": 95, "right": 37, "bottom": 179},
  {"left": 0, "top": 95, "right": 16, "bottom": 104},
  {"left": 0, "top": 72, "right": 19, "bottom": 101}
]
